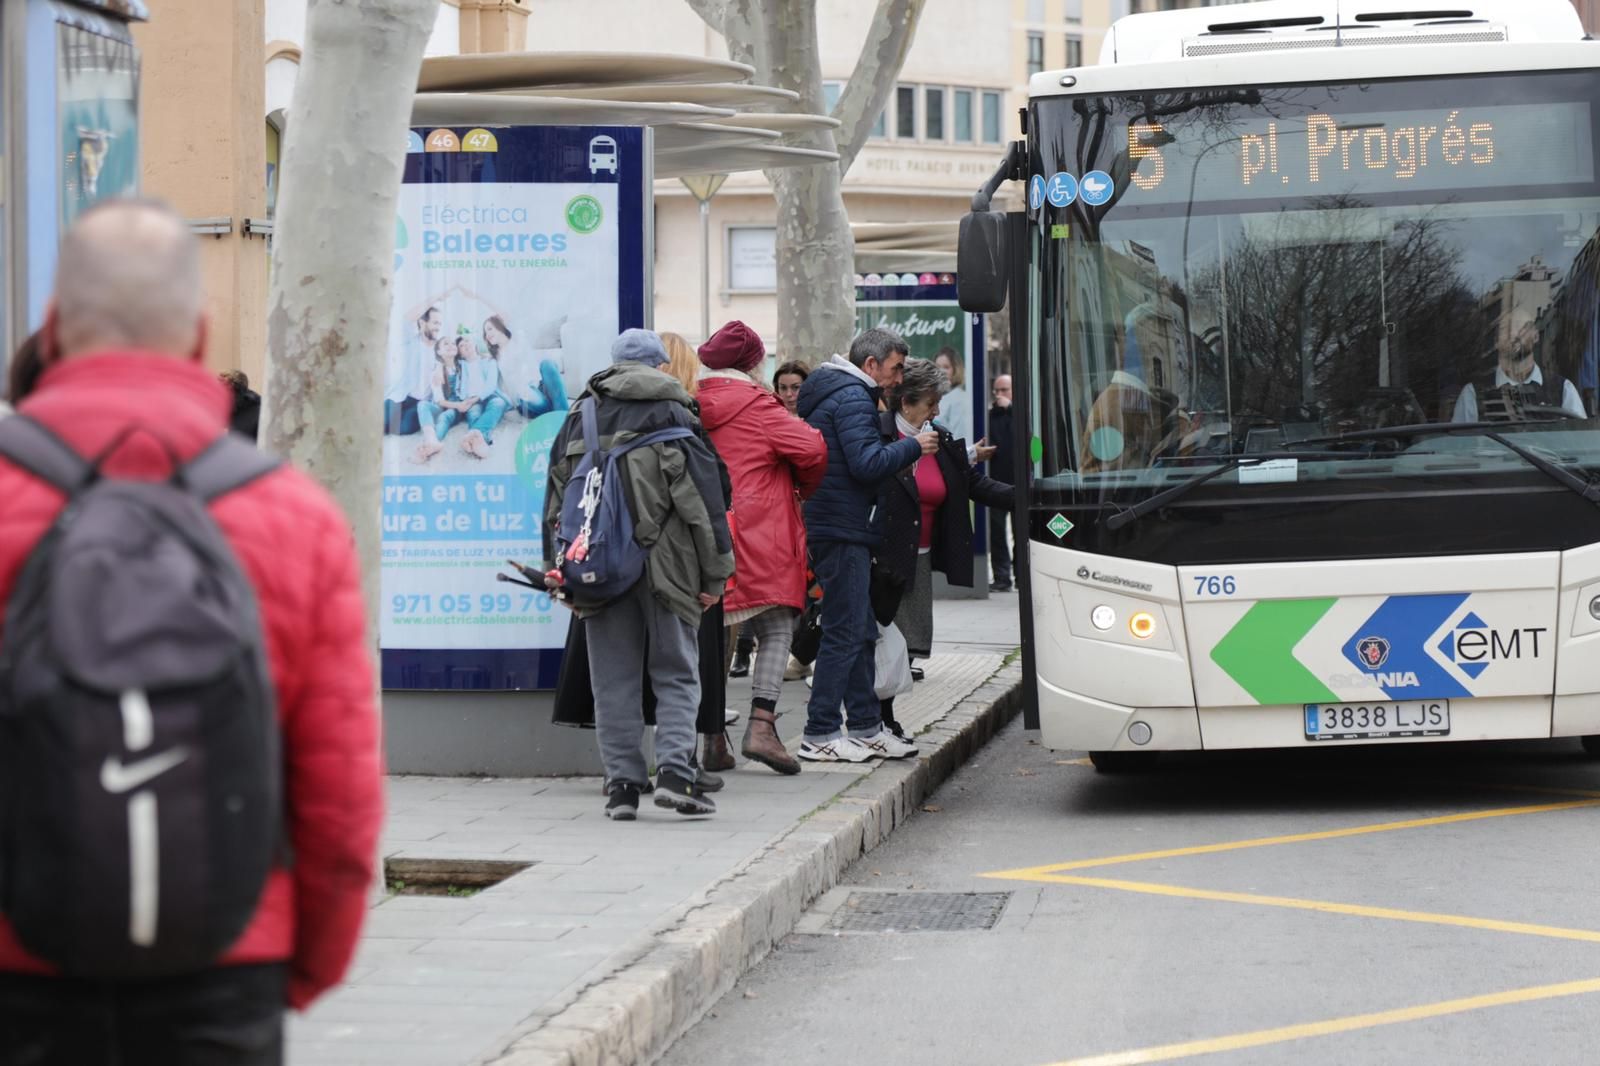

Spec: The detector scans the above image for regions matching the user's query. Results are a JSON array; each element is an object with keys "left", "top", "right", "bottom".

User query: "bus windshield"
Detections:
[{"left": 1029, "top": 70, "right": 1600, "bottom": 499}]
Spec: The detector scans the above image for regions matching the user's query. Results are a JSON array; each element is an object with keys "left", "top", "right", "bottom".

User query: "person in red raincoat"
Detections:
[{"left": 695, "top": 322, "right": 827, "bottom": 774}]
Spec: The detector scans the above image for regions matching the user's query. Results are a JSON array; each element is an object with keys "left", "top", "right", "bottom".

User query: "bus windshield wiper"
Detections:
[
  {"left": 1103, "top": 452, "right": 1325, "bottom": 532},
  {"left": 1293, "top": 419, "right": 1600, "bottom": 507}
]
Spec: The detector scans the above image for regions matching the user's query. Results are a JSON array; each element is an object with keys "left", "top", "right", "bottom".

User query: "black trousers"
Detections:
[
  {"left": 0, "top": 963, "right": 286, "bottom": 1066},
  {"left": 988, "top": 506, "right": 1014, "bottom": 586}
]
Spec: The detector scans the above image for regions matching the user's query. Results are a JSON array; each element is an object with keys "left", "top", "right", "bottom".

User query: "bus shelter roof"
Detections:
[
  {"left": 419, "top": 52, "right": 755, "bottom": 93},
  {"left": 654, "top": 122, "right": 783, "bottom": 152},
  {"left": 501, "top": 84, "right": 801, "bottom": 110},
  {"left": 852, "top": 221, "right": 960, "bottom": 274},
  {"left": 411, "top": 95, "right": 736, "bottom": 127},
  {"left": 655, "top": 144, "right": 840, "bottom": 180}
]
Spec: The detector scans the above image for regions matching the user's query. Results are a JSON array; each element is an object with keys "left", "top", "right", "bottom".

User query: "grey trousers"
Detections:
[{"left": 586, "top": 581, "right": 701, "bottom": 786}]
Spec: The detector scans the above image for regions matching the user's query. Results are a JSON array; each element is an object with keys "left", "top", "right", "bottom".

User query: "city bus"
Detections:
[{"left": 958, "top": 0, "right": 1600, "bottom": 770}]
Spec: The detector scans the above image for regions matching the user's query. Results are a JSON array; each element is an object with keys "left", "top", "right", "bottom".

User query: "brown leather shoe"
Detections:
[
  {"left": 701, "top": 731, "right": 737, "bottom": 773},
  {"left": 741, "top": 708, "right": 800, "bottom": 775}
]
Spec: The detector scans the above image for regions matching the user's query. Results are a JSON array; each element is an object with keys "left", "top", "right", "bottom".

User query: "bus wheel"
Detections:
[
  {"left": 1581, "top": 735, "right": 1600, "bottom": 758},
  {"left": 1088, "top": 750, "right": 1154, "bottom": 774}
]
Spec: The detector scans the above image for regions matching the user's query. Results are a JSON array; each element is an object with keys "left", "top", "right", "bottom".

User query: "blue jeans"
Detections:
[
  {"left": 803, "top": 539, "right": 881, "bottom": 741},
  {"left": 518, "top": 360, "right": 570, "bottom": 419},
  {"left": 416, "top": 401, "right": 458, "bottom": 438},
  {"left": 466, "top": 395, "right": 509, "bottom": 441}
]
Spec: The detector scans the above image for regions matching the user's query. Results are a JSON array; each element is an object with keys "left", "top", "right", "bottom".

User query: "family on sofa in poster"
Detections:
[{"left": 382, "top": 285, "right": 576, "bottom": 467}]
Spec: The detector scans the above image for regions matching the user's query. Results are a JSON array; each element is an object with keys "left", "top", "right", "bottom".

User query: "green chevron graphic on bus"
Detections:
[{"left": 1210, "top": 598, "right": 1339, "bottom": 704}]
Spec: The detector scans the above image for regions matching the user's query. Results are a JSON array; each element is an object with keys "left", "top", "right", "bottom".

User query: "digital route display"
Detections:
[{"left": 1112, "top": 102, "right": 1596, "bottom": 205}]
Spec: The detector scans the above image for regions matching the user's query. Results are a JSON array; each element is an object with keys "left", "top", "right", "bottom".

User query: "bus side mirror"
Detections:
[{"left": 957, "top": 211, "right": 1009, "bottom": 313}]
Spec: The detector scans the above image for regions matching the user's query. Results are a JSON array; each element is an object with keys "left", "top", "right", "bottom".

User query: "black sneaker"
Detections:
[
  {"left": 654, "top": 771, "right": 717, "bottom": 816},
  {"left": 605, "top": 783, "right": 639, "bottom": 821},
  {"left": 989, "top": 581, "right": 1012, "bottom": 592},
  {"left": 729, "top": 651, "right": 752, "bottom": 678},
  {"left": 910, "top": 665, "right": 925, "bottom": 682}
]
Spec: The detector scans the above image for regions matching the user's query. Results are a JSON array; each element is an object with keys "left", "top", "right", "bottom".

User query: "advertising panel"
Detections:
[
  {"left": 855, "top": 275, "right": 984, "bottom": 446},
  {"left": 382, "top": 126, "right": 648, "bottom": 690},
  {"left": 57, "top": 18, "right": 139, "bottom": 231}
]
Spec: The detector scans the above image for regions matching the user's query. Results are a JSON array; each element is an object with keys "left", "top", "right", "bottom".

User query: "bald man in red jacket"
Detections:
[{"left": 0, "top": 200, "right": 383, "bottom": 1065}]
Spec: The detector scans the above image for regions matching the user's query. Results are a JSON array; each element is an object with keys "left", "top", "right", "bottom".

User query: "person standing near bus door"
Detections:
[
  {"left": 987, "top": 374, "right": 1016, "bottom": 592},
  {"left": 796, "top": 328, "right": 936, "bottom": 763}
]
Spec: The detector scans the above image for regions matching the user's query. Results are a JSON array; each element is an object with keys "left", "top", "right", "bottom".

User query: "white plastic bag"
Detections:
[{"left": 874, "top": 622, "right": 914, "bottom": 699}]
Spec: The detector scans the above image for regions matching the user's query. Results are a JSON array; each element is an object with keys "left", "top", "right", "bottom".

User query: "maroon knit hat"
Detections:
[{"left": 698, "top": 320, "right": 766, "bottom": 372}]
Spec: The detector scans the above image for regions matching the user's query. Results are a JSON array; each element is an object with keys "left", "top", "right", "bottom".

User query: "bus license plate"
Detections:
[{"left": 1303, "top": 701, "right": 1450, "bottom": 741}]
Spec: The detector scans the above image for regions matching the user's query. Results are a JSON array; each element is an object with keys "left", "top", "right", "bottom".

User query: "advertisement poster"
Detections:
[
  {"left": 57, "top": 19, "right": 140, "bottom": 231},
  {"left": 382, "top": 126, "right": 647, "bottom": 690},
  {"left": 855, "top": 276, "right": 983, "bottom": 446}
]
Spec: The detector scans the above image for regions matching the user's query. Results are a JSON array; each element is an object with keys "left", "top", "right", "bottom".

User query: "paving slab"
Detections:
[{"left": 289, "top": 598, "right": 1022, "bottom": 1066}]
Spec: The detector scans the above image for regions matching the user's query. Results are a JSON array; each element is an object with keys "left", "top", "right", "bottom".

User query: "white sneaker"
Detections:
[
  {"left": 797, "top": 737, "right": 875, "bottom": 763},
  {"left": 854, "top": 728, "right": 919, "bottom": 760},
  {"left": 724, "top": 707, "right": 741, "bottom": 726}
]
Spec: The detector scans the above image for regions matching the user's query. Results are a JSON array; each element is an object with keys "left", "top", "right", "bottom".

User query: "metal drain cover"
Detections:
[{"left": 825, "top": 891, "right": 1010, "bottom": 933}]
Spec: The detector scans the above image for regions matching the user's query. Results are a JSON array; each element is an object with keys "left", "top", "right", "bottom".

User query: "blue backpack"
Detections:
[{"left": 555, "top": 397, "right": 694, "bottom": 607}]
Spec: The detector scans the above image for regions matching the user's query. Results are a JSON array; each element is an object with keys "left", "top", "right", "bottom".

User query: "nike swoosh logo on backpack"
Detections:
[{"left": 100, "top": 748, "right": 189, "bottom": 794}]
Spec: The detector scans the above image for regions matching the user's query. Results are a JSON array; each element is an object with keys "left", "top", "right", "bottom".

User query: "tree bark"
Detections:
[
  {"left": 688, "top": 0, "right": 926, "bottom": 364},
  {"left": 263, "top": 0, "right": 441, "bottom": 628},
  {"left": 831, "top": 0, "right": 928, "bottom": 173}
]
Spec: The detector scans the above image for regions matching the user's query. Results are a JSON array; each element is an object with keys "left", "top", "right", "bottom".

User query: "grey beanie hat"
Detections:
[{"left": 610, "top": 328, "right": 669, "bottom": 368}]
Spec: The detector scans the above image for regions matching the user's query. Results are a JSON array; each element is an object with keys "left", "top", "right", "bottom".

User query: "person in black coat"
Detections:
[
  {"left": 986, "top": 374, "right": 1016, "bottom": 591},
  {"left": 871, "top": 358, "right": 1013, "bottom": 736}
]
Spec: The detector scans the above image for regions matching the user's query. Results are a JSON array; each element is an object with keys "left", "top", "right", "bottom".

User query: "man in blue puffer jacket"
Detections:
[{"left": 796, "top": 328, "right": 938, "bottom": 763}]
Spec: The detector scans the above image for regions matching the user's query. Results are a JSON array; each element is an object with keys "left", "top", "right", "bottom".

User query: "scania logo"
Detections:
[{"left": 1356, "top": 636, "right": 1390, "bottom": 669}]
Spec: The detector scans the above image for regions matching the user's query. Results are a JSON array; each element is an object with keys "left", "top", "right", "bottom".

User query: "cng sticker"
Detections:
[{"left": 1047, "top": 514, "right": 1074, "bottom": 539}]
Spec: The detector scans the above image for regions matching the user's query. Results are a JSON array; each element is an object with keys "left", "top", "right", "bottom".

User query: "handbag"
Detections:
[{"left": 874, "top": 622, "right": 914, "bottom": 699}]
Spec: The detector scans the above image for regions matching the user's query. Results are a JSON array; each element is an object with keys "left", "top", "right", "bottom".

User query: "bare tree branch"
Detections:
[{"left": 832, "top": 0, "right": 927, "bottom": 173}]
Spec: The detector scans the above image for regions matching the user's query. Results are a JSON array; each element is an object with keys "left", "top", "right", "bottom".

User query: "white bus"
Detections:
[{"left": 958, "top": 0, "right": 1600, "bottom": 770}]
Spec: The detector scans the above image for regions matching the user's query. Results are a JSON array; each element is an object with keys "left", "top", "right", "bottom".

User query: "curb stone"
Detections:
[{"left": 486, "top": 663, "right": 1024, "bottom": 1066}]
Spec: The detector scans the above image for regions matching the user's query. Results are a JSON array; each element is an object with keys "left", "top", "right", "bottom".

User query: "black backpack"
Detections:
[{"left": 0, "top": 416, "right": 283, "bottom": 978}]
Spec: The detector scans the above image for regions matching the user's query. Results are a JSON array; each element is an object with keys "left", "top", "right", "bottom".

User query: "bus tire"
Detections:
[
  {"left": 1581, "top": 735, "right": 1600, "bottom": 758},
  {"left": 1088, "top": 750, "right": 1154, "bottom": 774}
]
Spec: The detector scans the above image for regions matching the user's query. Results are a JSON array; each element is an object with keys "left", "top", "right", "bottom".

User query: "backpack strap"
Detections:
[
  {"left": 180, "top": 434, "right": 283, "bottom": 503},
  {"left": 580, "top": 396, "right": 601, "bottom": 457},
  {"left": 0, "top": 415, "right": 95, "bottom": 495},
  {"left": 610, "top": 425, "right": 696, "bottom": 457}
]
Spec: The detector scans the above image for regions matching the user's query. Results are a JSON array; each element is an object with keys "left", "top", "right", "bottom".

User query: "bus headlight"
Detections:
[
  {"left": 1129, "top": 612, "right": 1157, "bottom": 640},
  {"left": 1091, "top": 605, "right": 1116, "bottom": 631}
]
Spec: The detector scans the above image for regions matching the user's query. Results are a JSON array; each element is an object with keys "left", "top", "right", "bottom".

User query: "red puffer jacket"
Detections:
[
  {"left": 697, "top": 372, "right": 827, "bottom": 615},
  {"left": 0, "top": 352, "right": 383, "bottom": 1010}
]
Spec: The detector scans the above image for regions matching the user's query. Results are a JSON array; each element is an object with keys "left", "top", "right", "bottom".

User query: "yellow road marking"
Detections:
[
  {"left": 1036, "top": 873, "right": 1600, "bottom": 945},
  {"left": 1057, "top": 758, "right": 1093, "bottom": 767},
  {"left": 1047, "top": 975, "right": 1600, "bottom": 1065},
  {"left": 981, "top": 799, "right": 1600, "bottom": 881}
]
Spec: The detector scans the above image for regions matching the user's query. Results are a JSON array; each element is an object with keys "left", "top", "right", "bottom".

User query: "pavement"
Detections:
[
  {"left": 288, "top": 593, "right": 1024, "bottom": 1066},
  {"left": 660, "top": 721, "right": 1600, "bottom": 1066}
]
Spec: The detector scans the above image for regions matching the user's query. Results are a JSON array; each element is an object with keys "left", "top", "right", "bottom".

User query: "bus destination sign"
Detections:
[{"left": 1118, "top": 102, "right": 1594, "bottom": 205}]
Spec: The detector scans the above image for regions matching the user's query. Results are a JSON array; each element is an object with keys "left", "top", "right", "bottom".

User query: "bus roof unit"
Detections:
[{"left": 1098, "top": 0, "right": 1584, "bottom": 66}]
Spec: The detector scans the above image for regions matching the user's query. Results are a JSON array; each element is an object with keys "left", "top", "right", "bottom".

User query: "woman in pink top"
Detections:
[{"left": 871, "top": 358, "right": 1013, "bottom": 736}]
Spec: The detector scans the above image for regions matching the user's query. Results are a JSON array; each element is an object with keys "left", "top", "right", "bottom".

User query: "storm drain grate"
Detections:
[{"left": 825, "top": 891, "right": 1011, "bottom": 933}]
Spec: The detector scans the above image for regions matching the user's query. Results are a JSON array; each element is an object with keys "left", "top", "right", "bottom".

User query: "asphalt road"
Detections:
[{"left": 659, "top": 721, "right": 1600, "bottom": 1066}]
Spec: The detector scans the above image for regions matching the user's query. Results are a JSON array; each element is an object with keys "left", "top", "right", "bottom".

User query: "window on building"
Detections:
[
  {"left": 871, "top": 107, "right": 887, "bottom": 139},
  {"left": 925, "top": 86, "right": 945, "bottom": 140},
  {"left": 982, "top": 91, "right": 1003, "bottom": 143},
  {"left": 1064, "top": 0, "right": 1084, "bottom": 22},
  {"left": 1026, "top": 33, "right": 1045, "bottom": 77},
  {"left": 953, "top": 89, "right": 974, "bottom": 143},
  {"left": 1065, "top": 36, "right": 1083, "bottom": 67},
  {"left": 896, "top": 84, "right": 917, "bottom": 139},
  {"left": 1026, "top": 0, "right": 1045, "bottom": 19},
  {"left": 822, "top": 80, "right": 842, "bottom": 115}
]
